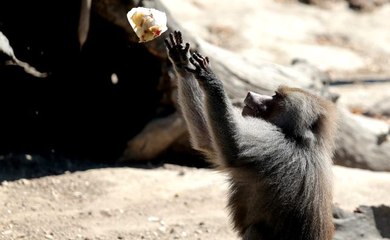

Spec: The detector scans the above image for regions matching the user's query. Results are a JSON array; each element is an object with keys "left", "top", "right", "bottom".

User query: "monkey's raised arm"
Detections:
[
  {"left": 164, "top": 31, "right": 214, "bottom": 157},
  {"left": 182, "top": 48, "right": 336, "bottom": 239},
  {"left": 186, "top": 53, "right": 241, "bottom": 166}
]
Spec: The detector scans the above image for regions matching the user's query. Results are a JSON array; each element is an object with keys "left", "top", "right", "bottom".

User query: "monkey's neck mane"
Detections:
[{"left": 275, "top": 120, "right": 317, "bottom": 148}]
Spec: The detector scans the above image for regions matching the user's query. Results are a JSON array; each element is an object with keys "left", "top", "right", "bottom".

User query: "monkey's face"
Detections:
[
  {"left": 242, "top": 91, "right": 282, "bottom": 120},
  {"left": 242, "top": 86, "right": 337, "bottom": 146}
]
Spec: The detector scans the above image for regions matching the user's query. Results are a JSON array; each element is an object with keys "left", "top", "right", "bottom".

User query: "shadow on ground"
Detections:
[{"left": 0, "top": 151, "right": 210, "bottom": 182}]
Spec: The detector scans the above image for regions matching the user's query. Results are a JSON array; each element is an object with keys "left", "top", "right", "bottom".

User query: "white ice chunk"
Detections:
[{"left": 127, "top": 7, "right": 168, "bottom": 43}]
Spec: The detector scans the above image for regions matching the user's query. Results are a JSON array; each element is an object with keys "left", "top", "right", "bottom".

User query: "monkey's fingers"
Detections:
[
  {"left": 192, "top": 52, "right": 208, "bottom": 69},
  {"left": 174, "top": 30, "right": 183, "bottom": 45},
  {"left": 164, "top": 38, "right": 172, "bottom": 50},
  {"left": 193, "top": 52, "right": 202, "bottom": 58},
  {"left": 186, "top": 57, "right": 200, "bottom": 72},
  {"left": 184, "top": 43, "right": 190, "bottom": 53},
  {"left": 189, "top": 56, "right": 199, "bottom": 68},
  {"left": 169, "top": 32, "right": 177, "bottom": 47},
  {"left": 179, "top": 43, "right": 190, "bottom": 60}
]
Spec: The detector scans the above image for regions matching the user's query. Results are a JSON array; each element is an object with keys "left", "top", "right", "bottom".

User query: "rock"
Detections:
[
  {"left": 366, "top": 97, "right": 390, "bottom": 117},
  {"left": 333, "top": 205, "right": 390, "bottom": 240}
]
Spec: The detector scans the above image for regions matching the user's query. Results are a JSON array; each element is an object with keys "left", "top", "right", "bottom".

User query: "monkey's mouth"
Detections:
[
  {"left": 242, "top": 105, "right": 258, "bottom": 117},
  {"left": 242, "top": 103, "right": 267, "bottom": 117}
]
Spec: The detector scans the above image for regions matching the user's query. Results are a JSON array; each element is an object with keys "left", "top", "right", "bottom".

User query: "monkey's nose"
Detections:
[{"left": 244, "top": 92, "right": 272, "bottom": 107}]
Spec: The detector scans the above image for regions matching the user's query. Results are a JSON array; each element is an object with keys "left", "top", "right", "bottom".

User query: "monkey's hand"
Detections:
[
  {"left": 164, "top": 30, "right": 191, "bottom": 73},
  {"left": 186, "top": 52, "right": 219, "bottom": 89}
]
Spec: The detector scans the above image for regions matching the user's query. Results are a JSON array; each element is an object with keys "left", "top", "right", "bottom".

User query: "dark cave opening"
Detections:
[{"left": 0, "top": 1, "right": 166, "bottom": 163}]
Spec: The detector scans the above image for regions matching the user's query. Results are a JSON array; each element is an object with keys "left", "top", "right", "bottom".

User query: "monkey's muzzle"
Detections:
[{"left": 242, "top": 91, "right": 272, "bottom": 117}]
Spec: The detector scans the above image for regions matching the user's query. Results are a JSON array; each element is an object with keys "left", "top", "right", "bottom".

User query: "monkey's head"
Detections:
[{"left": 243, "top": 85, "right": 338, "bottom": 148}]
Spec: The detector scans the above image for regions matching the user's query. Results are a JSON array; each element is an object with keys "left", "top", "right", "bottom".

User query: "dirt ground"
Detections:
[
  {"left": 0, "top": 164, "right": 389, "bottom": 240},
  {"left": 0, "top": 164, "right": 233, "bottom": 240}
]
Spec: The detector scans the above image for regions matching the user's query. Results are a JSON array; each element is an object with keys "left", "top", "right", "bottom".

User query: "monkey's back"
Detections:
[
  {"left": 227, "top": 168, "right": 331, "bottom": 240},
  {"left": 225, "top": 127, "right": 334, "bottom": 240}
]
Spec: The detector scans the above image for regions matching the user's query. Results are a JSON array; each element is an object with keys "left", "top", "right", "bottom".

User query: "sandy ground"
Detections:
[{"left": 0, "top": 165, "right": 389, "bottom": 240}]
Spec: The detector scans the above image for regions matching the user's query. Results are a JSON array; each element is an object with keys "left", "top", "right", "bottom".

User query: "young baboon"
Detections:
[{"left": 165, "top": 31, "right": 338, "bottom": 240}]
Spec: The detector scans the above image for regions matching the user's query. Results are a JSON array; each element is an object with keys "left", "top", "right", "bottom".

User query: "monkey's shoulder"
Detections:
[{"left": 237, "top": 117, "right": 285, "bottom": 143}]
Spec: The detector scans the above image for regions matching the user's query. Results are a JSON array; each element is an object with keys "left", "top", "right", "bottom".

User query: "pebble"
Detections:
[{"left": 147, "top": 216, "right": 160, "bottom": 222}]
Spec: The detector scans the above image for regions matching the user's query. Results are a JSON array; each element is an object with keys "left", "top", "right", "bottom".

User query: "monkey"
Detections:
[{"left": 165, "top": 31, "right": 338, "bottom": 240}]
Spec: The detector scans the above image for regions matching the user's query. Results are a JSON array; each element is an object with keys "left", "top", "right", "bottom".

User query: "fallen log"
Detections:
[{"left": 94, "top": 0, "right": 390, "bottom": 171}]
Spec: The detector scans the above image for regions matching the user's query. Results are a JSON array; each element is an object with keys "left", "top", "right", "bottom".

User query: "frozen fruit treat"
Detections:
[{"left": 127, "top": 7, "right": 168, "bottom": 43}]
